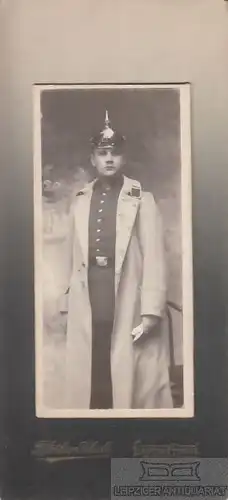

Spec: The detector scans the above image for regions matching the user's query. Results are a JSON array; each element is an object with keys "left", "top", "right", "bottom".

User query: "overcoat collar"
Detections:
[{"left": 74, "top": 176, "right": 141, "bottom": 290}]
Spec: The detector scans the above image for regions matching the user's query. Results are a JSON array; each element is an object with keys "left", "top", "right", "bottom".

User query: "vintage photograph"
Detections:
[{"left": 34, "top": 84, "right": 193, "bottom": 418}]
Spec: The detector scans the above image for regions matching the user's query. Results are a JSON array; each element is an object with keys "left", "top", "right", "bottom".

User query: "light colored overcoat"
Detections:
[{"left": 60, "top": 175, "right": 173, "bottom": 409}]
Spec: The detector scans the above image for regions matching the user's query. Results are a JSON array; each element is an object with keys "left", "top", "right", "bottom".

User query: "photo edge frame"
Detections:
[{"left": 33, "top": 82, "right": 194, "bottom": 419}]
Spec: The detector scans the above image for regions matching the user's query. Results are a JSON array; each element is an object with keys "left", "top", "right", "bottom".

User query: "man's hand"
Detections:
[
  {"left": 142, "top": 314, "right": 160, "bottom": 334},
  {"left": 134, "top": 315, "right": 160, "bottom": 346}
]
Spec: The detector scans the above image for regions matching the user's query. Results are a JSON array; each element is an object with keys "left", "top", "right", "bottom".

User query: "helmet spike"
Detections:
[{"left": 105, "top": 110, "right": 110, "bottom": 128}]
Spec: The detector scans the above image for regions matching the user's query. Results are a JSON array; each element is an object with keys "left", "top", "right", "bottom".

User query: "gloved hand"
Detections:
[
  {"left": 134, "top": 315, "right": 160, "bottom": 346},
  {"left": 142, "top": 315, "right": 160, "bottom": 334}
]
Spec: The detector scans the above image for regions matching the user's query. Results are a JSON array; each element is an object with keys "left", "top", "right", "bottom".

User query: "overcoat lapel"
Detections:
[
  {"left": 115, "top": 177, "right": 141, "bottom": 292},
  {"left": 74, "top": 181, "right": 95, "bottom": 268}
]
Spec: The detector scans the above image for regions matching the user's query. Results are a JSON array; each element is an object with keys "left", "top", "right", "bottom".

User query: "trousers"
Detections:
[
  {"left": 90, "top": 321, "right": 113, "bottom": 409},
  {"left": 88, "top": 266, "right": 115, "bottom": 409}
]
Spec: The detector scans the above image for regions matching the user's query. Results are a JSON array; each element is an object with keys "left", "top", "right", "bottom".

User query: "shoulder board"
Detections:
[{"left": 128, "top": 184, "right": 141, "bottom": 198}]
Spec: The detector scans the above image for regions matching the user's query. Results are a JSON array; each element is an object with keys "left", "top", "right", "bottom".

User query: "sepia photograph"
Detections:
[{"left": 34, "top": 83, "right": 193, "bottom": 418}]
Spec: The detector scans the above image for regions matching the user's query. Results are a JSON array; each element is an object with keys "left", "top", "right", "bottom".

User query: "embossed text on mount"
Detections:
[
  {"left": 32, "top": 440, "right": 113, "bottom": 458},
  {"left": 133, "top": 441, "right": 199, "bottom": 457}
]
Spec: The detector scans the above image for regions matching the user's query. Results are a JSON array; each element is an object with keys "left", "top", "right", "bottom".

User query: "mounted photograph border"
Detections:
[{"left": 3, "top": 3, "right": 228, "bottom": 497}]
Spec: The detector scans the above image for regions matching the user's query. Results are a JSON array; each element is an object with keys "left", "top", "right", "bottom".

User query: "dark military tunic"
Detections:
[{"left": 88, "top": 175, "right": 123, "bottom": 409}]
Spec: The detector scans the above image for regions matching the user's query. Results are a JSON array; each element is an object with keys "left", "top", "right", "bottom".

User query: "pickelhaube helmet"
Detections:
[{"left": 90, "top": 110, "right": 126, "bottom": 150}]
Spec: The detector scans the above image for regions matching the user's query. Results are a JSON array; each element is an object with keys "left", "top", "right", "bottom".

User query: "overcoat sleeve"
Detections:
[
  {"left": 58, "top": 202, "right": 75, "bottom": 312},
  {"left": 137, "top": 191, "right": 167, "bottom": 318}
]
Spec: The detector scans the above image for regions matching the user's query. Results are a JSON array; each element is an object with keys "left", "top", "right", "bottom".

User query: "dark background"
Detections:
[{"left": 2, "top": 0, "right": 228, "bottom": 498}]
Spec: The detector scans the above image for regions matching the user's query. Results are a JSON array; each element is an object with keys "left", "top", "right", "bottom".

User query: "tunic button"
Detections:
[
  {"left": 96, "top": 248, "right": 100, "bottom": 252},
  {"left": 102, "top": 192, "right": 107, "bottom": 196},
  {"left": 100, "top": 200, "right": 104, "bottom": 204},
  {"left": 96, "top": 238, "right": 100, "bottom": 242},
  {"left": 98, "top": 209, "right": 103, "bottom": 213},
  {"left": 97, "top": 229, "right": 101, "bottom": 232},
  {"left": 97, "top": 218, "right": 102, "bottom": 223}
]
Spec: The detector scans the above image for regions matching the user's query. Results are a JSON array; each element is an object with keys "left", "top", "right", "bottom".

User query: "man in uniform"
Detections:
[{"left": 60, "top": 111, "right": 172, "bottom": 409}]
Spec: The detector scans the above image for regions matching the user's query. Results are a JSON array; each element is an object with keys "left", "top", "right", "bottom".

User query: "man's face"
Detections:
[{"left": 91, "top": 147, "right": 124, "bottom": 177}]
